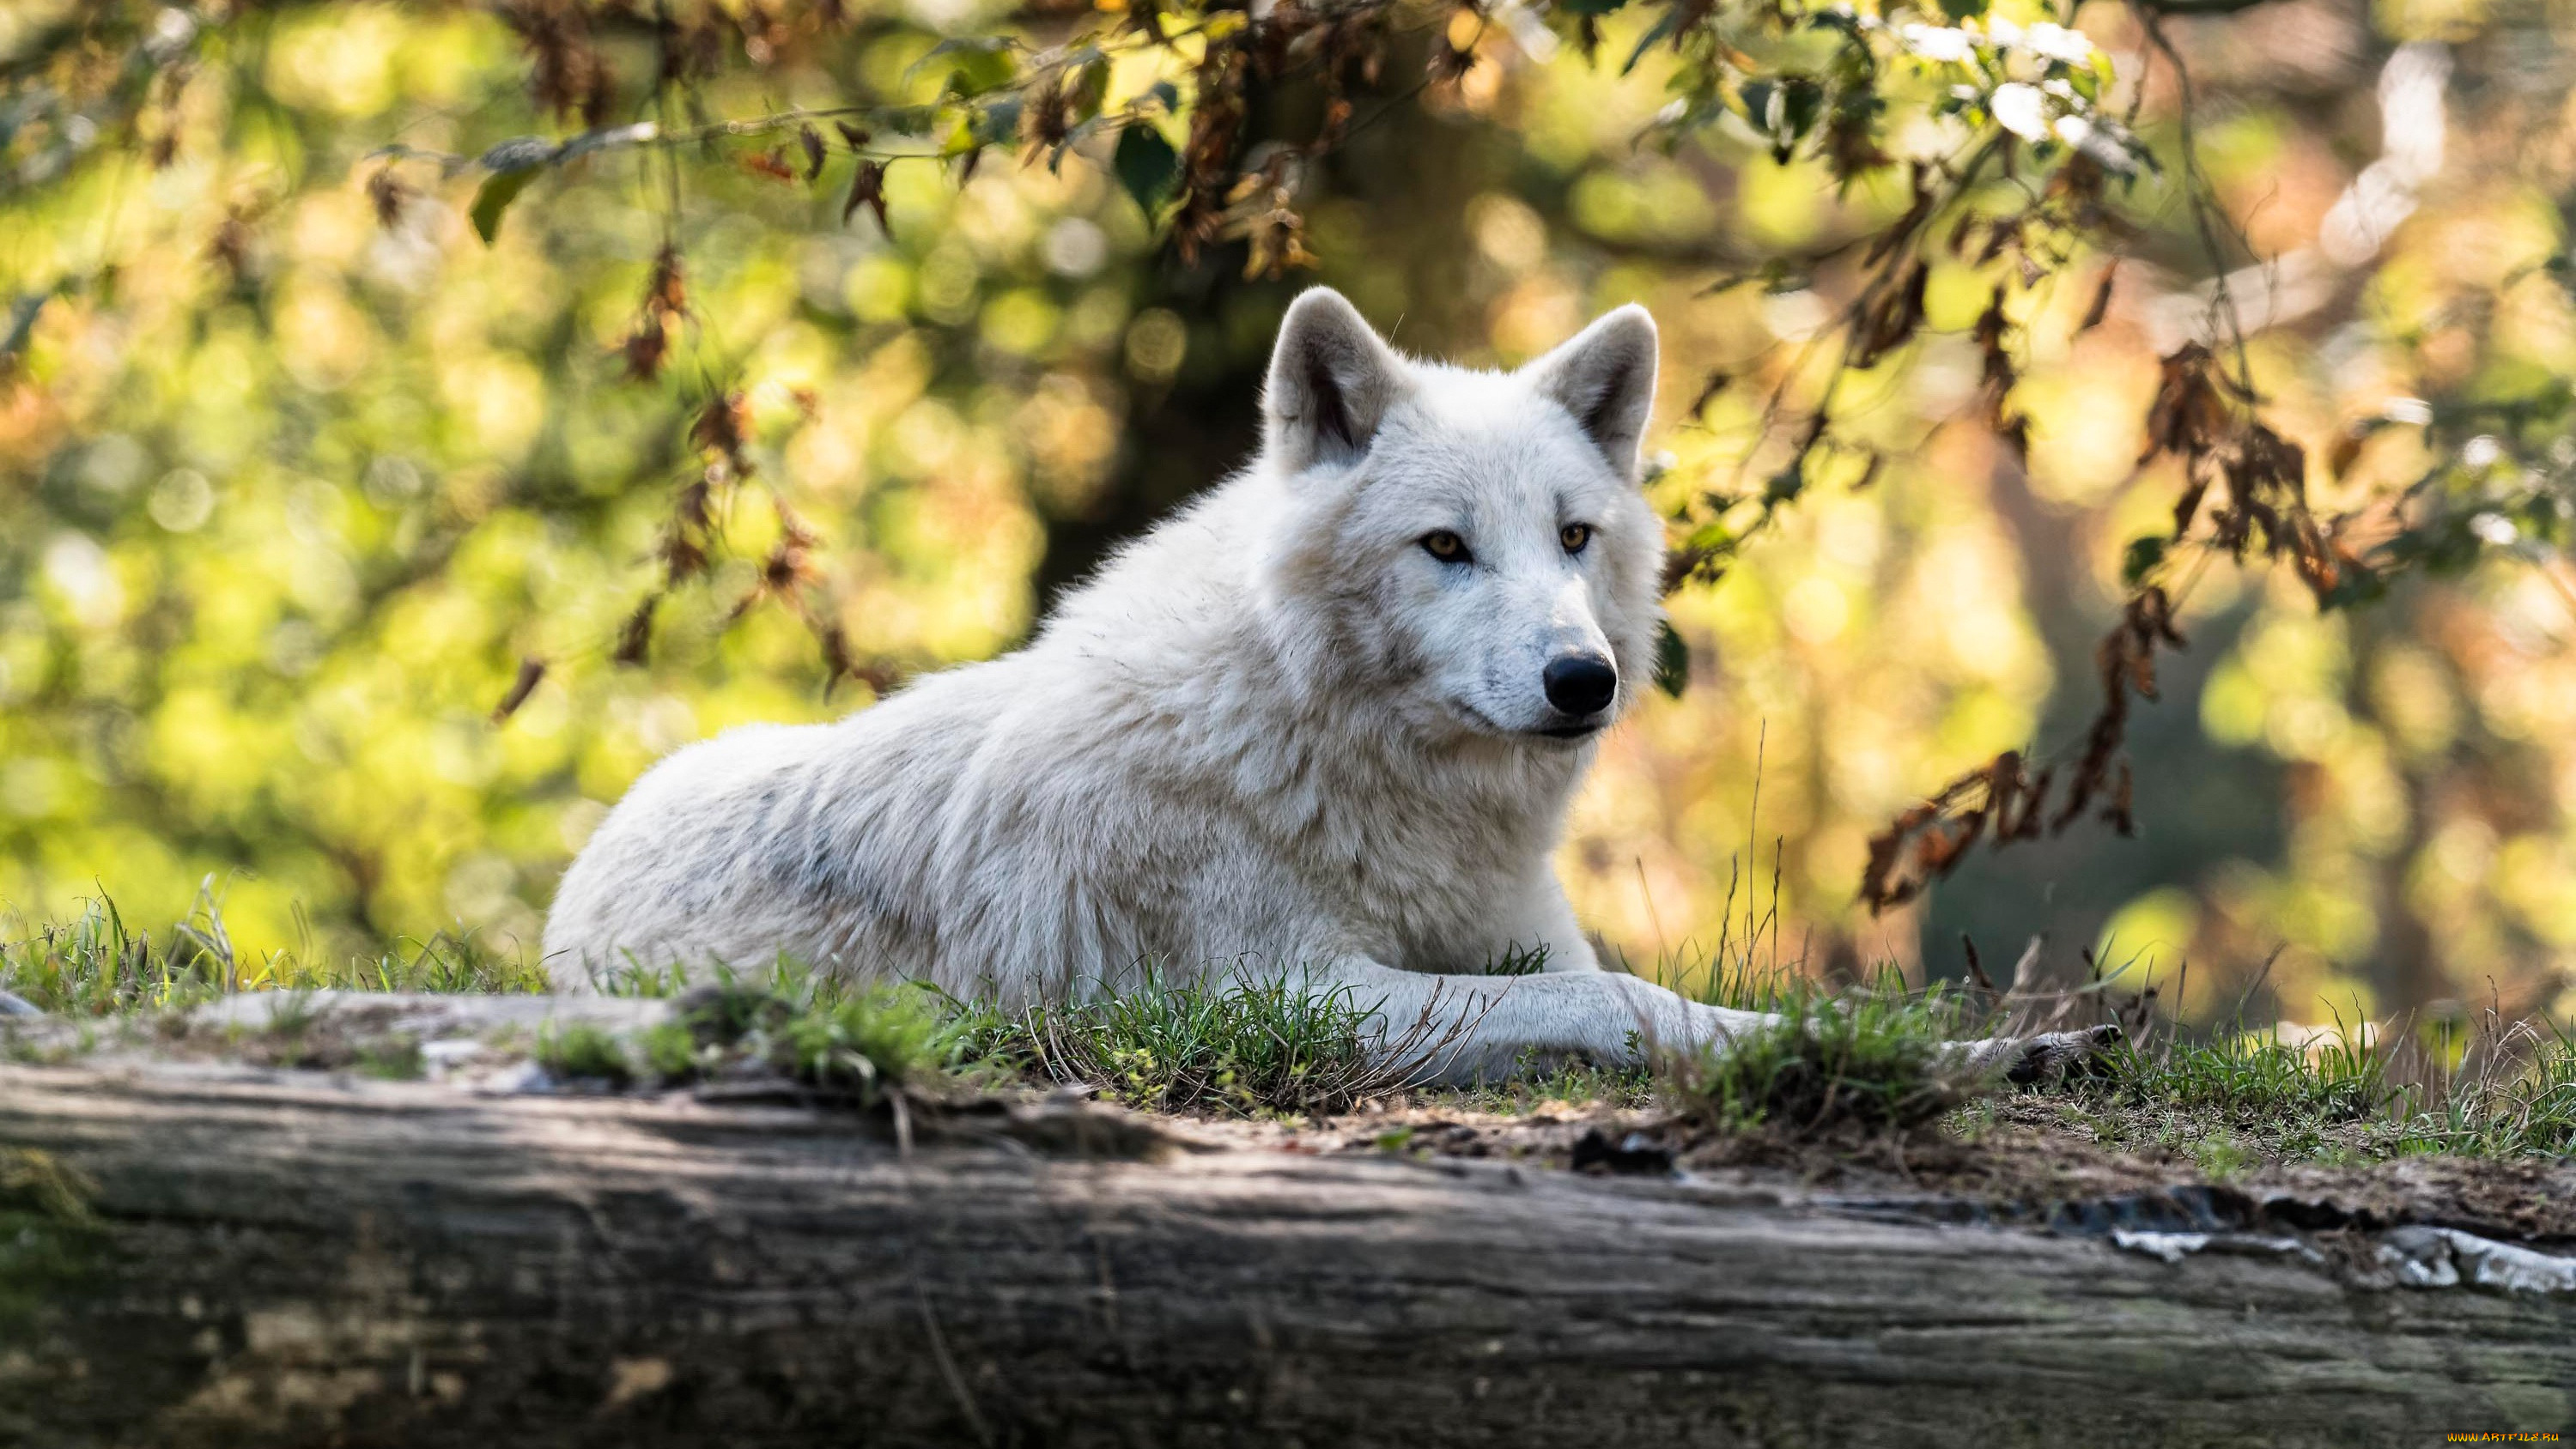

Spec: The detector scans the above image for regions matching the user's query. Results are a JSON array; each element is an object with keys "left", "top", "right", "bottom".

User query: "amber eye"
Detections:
[
  {"left": 1560, "top": 523, "right": 1594, "bottom": 555},
  {"left": 1421, "top": 530, "right": 1471, "bottom": 563}
]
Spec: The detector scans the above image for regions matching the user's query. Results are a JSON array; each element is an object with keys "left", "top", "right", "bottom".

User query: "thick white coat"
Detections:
[{"left": 545, "top": 291, "right": 2087, "bottom": 1081}]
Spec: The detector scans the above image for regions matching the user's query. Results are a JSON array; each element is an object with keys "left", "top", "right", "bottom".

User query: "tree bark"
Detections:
[{"left": 2, "top": 1059, "right": 2570, "bottom": 1448}]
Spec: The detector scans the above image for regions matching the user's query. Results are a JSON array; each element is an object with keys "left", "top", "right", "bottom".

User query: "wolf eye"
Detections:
[
  {"left": 1421, "top": 530, "right": 1472, "bottom": 564},
  {"left": 1560, "top": 523, "right": 1594, "bottom": 555}
]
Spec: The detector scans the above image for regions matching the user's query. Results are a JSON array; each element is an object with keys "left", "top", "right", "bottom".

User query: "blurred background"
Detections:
[{"left": 4, "top": 0, "right": 2574, "bottom": 1031}]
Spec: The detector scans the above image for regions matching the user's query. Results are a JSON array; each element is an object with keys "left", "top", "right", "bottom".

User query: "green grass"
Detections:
[
  {"left": 15, "top": 891, "right": 2576, "bottom": 1162},
  {"left": 777, "top": 985, "right": 985, "bottom": 1106},
  {"left": 2024, "top": 1013, "right": 2576, "bottom": 1169},
  {"left": 1657, "top": 985, "right": 1989, "bottom": 1137},
  {"left": 0, "top": 885, "right": 543, "bottom": 1017},
  {"left": 1446, "top": 1052, "right": 1653, "bottom": 1114},
  {"left": 535, "top": 1021, "right": 636, "bottom": 1087},
  {"left": 962, "top": 968, "right": 1440, "bottom": 1117},
  {"left": 539, "top": 973, "right": 992, "bottom": 1106}
]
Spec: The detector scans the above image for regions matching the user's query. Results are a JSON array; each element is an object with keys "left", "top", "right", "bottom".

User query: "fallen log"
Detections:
[{"left": 2, "top": 1055, "right": 2572, "bottom": 1447}]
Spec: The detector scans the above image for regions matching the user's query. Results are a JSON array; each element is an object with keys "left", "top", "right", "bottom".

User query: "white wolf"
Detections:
[{"left": 545, "top": 288, "right": 2104, "bottom": 1082}]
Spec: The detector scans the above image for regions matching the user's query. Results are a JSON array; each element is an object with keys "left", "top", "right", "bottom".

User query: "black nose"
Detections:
[{"left": 1542, "top": 654, "right": 1619, "bottom": 717}]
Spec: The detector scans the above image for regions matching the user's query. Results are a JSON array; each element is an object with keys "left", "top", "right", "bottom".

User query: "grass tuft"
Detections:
[
  {"left": 536, "top": 1022, "right": 635, "bottom": 1086},
  {"left": 0, "top": 886, "right": 542, "bottom": 1017},
  {"left": 777, "top": 985, "right": 976, "bottom": 1106},
  {"left": 1659, "top": 985, "right": 1986, "bottom": 1138},
  {"left": 2040, "top": 1009, "right": 2576, "bottom": 1167},
  {"left": 969, "top": 968, "right": 1449, "bottom": 1117}
]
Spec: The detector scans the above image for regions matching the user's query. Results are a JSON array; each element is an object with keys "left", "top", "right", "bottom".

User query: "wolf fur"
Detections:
[{"left": 544, "top": 289, "right": 2105, "bottom": 1082}]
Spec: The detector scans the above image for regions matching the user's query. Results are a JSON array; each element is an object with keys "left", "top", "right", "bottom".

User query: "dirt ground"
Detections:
[{"left": 1167, "top": 1094, "right": 2576, "bottom": 1246}]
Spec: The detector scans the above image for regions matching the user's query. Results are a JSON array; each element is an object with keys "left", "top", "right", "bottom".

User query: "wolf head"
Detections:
[{"left": 1256, "top": 288, "right": 1665, "bottom": 749}]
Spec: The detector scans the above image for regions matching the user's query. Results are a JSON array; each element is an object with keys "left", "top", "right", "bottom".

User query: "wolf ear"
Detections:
[
  {"left": 1264, "top": 288, "right": 1406, "bottom": 474},
  {"left": 1526, "top": 305, "right": 1660, "bottom": 482}
]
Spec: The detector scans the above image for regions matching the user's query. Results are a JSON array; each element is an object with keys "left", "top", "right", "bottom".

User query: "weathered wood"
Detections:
[{"left": 3, "top": 1059, "right": 2571, "bottom": 1448}]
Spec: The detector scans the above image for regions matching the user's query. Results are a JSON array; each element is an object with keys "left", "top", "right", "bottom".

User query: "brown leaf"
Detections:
[
  {"left": 772, "top": 496, "right": 821, "bottom": 549},
  {"left": 1945, "top": 210, "right": 1980, "bottom": 258},
  {"left": 1861, "top": 801, "right": 1940, "bottom": 912},
  {"left": 841, "top": 159, "right": 890, "bottom": 233},
  {"left": 1865, "top": 165, "right": 1937, "bottom": 267},
  {"left": 1825, "top": 104, "right": 1892, "bottom": 181},
  {"left": 2138, "top": 343, "right": 2228, "bottom": 465},
  {"left": 2103, "top": 761, "right": 2136, "bottom": 836},
  {"left": 674, "top": 472, "right": 713, "bottom": 533},
  {"left": 1858, "top": 755, "right": 2031, "bottom": 913},
  {"left": 1975, "top": 285, "right": 2026, "bottom": 458},
  {"left": 2170, "top": 458, "right": 2212, "bottom": 539},
  {"left": 661, "top": 530, "right": 708, "bottom": 586},
  {"left": 613, "top": 594, "right": 659, "bottom": 666},
  {"left": 1241, "top": 194, "right": 1317, "bottom": 280},
  {"left": 743, "top": 148, "right": 798, "bottom": 182},
  {"left": 1687, "top": 369, "right": 1732, "bottom": 419},
  {"left": 622, "top": 314, "right": 670, "bottom": 382},
  {"left": 819, "top": 621, "right": 856, "bottom": 698},
  {"left": 2077, "top": 262, "right": 2117, "bottom": 333},
  {"left": 1846, "top": 259, "right": 1929, "bottom": 370},
  {"left": 690, "top": 392, "right": 751, "bottom": 459},
  {"left": 1427, "top": 8, "right": 1479, "bottom": 82},
  {"left": 645, "top": 245, "right": 687, "bottom": 318},
  {"left": 366, "top": 167, "right": 411, "bottom": 228},
  {"left": 623, "top": 246, "right": 687, "bottom": 382},
  {"left": 491, "top": 657, "right": 547, "bottom": 724},
  {"left": 799, "top": 124, "right": 828, "bottom": 182},
  {"left": 1961, "top": 934, "right": 1997, "bottom": 994}
]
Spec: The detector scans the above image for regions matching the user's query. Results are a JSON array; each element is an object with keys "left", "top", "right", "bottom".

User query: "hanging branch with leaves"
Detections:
[{"left": 9, "top": 0, "right": 2571, "bottom": 904}]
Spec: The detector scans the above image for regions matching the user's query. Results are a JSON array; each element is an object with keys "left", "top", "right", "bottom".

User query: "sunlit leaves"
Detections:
[{"left": 917, "top": 37, "right": 1020, "bottom": 100}]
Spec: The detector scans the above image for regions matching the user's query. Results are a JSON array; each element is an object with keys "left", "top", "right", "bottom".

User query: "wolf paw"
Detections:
[{"left": 2002, "top": 1023, "right": 2123, "bottom": 1087}]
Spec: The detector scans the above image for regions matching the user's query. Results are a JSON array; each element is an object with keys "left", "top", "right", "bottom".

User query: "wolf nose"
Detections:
[{"left": 1542, "top": 654, "right": 1619, "bottom": 717}]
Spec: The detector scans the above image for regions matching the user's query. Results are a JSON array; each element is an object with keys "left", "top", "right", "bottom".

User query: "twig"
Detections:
[{"left": 914, "top": 1285, "right": 995, "bottom": 1447}]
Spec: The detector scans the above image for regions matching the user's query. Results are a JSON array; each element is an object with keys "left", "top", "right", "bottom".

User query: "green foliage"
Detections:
[
  {"left": 466, "top": 167, "right": 540, "bottom": 246},
  {"left": 2119, "top": 536, "right": 2167, "bottom": 588},
  {"left": 1110, "top": 125, "right": 1180, "bottom": 219},
  {"left": 1651, "top": 619, "right": 1691, "bottom": 698}
]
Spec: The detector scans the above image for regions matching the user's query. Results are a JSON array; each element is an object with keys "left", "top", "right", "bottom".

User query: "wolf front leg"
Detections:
[
  {"left": 1318, "top": 959, "right": 2125, "bottom": 1088},
  {"left": 1318, "top": 957, "right": 1769, "bottom": 1086},
  {"left": 1952, "top": 1024, "right": 2127, "bottom": 1084}
]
